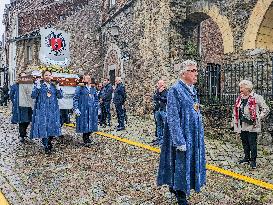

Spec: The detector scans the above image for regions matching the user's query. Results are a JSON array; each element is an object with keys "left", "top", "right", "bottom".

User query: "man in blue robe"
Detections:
[
  {"left": 30, "top": 70, "right": 63, "bottom": 154},
  {"left": 157, "top": 60, "right": 206, "bottom": 205},
  {"left": 10, "top": 72, "right": 32, "bottom": 143},
  {"left": 100, "top": 78, "right": 113, "bottom": 127},
  {"left": 113, "top": 77, "right": 126, "bottom": 131},
  {"left": 73, "top": 75, "right": 98, "bottom": 146}
]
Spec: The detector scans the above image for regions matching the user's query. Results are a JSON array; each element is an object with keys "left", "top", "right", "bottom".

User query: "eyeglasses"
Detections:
[{"left": 187, "top": 69, "right": 198, "bottom": 73}]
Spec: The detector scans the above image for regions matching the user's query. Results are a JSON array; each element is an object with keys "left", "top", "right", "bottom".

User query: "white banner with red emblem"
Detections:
[{"left": 39, "top": 27, "right": 71, "bottom": 67}]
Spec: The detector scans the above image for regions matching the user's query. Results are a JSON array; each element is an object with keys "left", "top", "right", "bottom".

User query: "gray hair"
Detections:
[
  {"left": 180, "top": 59, "right": 197, "bottom": 75},
  {"left": 239, "top": 80, "right": 254, "bottom": 91}
]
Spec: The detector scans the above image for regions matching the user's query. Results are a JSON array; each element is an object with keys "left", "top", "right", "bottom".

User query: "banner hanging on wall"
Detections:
[{"left": 39, "top": 27, "right": 71, "bottom": 67}]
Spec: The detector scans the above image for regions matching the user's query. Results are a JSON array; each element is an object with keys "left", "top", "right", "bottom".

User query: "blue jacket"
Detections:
[
  {"left": 9, "top": 83, "right": 32, "bottom": 124},
  {"left": 73, "top": 86, "right": 98, "bottom": 133},
  {"left": 113, "top": 83, "right": 126, "bottom": 104},
  {"left": 101, "top": 83, "right": 113, "bottom": 103},
  {"left": 30, "top": 83, "right": 63, "bottom": 138},
  {"left": 157, "top": 80, "right": 206, "bottom": 196}
]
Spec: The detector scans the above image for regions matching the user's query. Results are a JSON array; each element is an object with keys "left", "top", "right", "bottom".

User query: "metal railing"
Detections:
[{"left": 198, "top": 58, "right": 273, "bottom": 105}]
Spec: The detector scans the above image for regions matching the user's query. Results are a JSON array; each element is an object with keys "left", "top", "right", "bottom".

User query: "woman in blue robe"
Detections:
[
  {"left": 9, "top": 72, "right": 32, "bottom": 143},
  {"left": 157, "top": 60, "right": 206, "bottom": 205},
  {"left": 30, "top": 70, "right": 63, "bottom": 154},
  {"left": 73, "top": 74, "right": 98, "bottom": 146}
]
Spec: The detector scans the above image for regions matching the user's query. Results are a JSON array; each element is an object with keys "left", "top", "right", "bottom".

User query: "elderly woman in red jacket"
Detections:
[{"left": 233, "top": 80, "right": 269, "bottom": 169}]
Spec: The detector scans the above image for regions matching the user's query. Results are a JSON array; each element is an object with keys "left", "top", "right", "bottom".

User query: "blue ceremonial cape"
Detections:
[
  {"left": 157, "top": 80, "right": 206, "bottom": 196},
  {"left": 73, "top": 86, "right": 98, "bottom": 133},
  {"left": 9, "top": 83, "right": 32, "bottom": 124},
  {"left": 30, "top": 83, "right": 63, "bottom": 138}
]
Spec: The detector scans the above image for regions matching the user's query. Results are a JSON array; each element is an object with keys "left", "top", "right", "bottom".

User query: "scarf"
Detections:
[{"left": 234, "top": 93, "right": 257, "bottom": 126}]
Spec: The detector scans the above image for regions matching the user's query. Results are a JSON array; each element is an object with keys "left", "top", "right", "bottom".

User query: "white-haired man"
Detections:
[
  {"left": 233, "top": 79, "right": 269, "bottom": 169},
  {"left": 157, "top": 60, "right": 206, "bottom": 205}
]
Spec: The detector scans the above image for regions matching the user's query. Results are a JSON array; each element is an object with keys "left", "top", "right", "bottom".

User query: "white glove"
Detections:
[
  {"left": 176, "top": 145, "right": 187, "bottom": 152},
  {"left": 56, "top": 84, "right": 61, "bottom": 90},
  {"left": 74, "top": 109, "right": 81, "bottom": 116},
  {"left": 35, "top": 79, "right": 41, "bottom": 89}
]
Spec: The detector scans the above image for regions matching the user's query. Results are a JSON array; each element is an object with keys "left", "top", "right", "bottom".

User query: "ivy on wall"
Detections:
[{"left": 184, "top": 39, "right": 198, "bottom": 58}]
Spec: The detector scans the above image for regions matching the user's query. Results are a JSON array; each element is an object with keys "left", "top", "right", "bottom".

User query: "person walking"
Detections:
[
  {"left": 10, "top": 72, "right": 32, "bottom": 143},
  {"left": 30, "top": 70, "right": 63, "bottom": 154},
  {"left": 73, "top": 74, "right": 98, "bottom": 146},
  {"left": 157, "top": 60, "right": 206, "bottom": 205}
]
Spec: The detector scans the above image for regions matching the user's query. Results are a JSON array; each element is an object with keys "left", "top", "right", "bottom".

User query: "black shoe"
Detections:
[
  {"left": 86, "top": 138, "right": 92, "bottom": 144},
  {"left": 239, "top": 158, "right": 250, "bottom": 164},
  {"left": 116, "top": 127, "right": 125, "bottom": 131},
  {"left": 83, "top": 143, "right": 91, "bottom": 148},
  {"left": 48, "top": 141, "right": 53, "bottom": 151},
  {"left": 48, "top": 144, "right": 53, "bottom": 151},
  {"left": 250, "top": 161, "right": 257, "bottom": 169},
  {"left": 169, "top": 187, "right": 176, "bottom": 194},
  {"left": 20, "top": 137, "right": 25, "bottom": 143},
  {"left": 58, "top": 135, "right": 65, "bottom": 144},
  {"left": 44, "top": 148, "right": 51, "bottom": 155},
  {"left": 175, "top": 191, "right": 188, "bottom": 205}
]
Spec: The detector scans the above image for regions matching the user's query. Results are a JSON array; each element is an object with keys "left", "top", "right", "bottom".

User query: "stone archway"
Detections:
[
  {"left": 103, "top": 43, "right": 124, "bottom": 84},
  {"left": 243, "top": 0, "right": 273, "bottom": 50},
  {"left": 188, "top": 4, "right": 234, "bottom": 54}
]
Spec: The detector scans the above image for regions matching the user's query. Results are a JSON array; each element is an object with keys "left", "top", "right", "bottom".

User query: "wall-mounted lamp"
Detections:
[
  {"left": 109, "top": 26, "right": 120, "bottom": 37},
  {"left": 121, "top": 51, "right": 130, "bottom": 61}
]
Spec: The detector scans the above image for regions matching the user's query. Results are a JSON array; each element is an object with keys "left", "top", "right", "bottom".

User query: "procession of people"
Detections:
[
  {"left": 6, "top": 59, "right": 270, "bottom": 205},
  {"left": 9, "top": 70, "right": 127, "bottom": 154}
]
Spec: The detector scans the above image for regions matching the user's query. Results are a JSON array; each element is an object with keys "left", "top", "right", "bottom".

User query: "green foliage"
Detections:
[{"left": 184, "top": 40, "right": 198, "bottom": 58}]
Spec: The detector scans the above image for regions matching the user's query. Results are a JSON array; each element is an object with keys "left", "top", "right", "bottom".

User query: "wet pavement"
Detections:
[{"left": 0, "top": 105, "right": 273, "bottom": 205}]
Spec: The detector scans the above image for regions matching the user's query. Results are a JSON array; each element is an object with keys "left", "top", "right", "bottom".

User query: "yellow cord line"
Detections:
[
  {"left": 95, "top": 131, "right": 161, "bottom": 153},
  {"left": 0, "top": 191, "right": 9, "bottom": 205},
  {"left": 66, "top": 123, "right": 273, "bottom": 191},
  {"left": 206, "top": 164, "right": 273, "bottom": 190}
]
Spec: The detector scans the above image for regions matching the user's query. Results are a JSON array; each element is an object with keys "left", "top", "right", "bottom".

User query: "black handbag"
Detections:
[{"left": 241, "top": 115, "right": 255, "bottom": 125}]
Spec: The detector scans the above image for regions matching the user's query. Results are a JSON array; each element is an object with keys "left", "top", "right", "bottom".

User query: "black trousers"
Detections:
[
  {"left": 115, "top": 103, "right": 125, "bottom": 128},
  {"left": 240, "top": 131, "right": 257, "bottom": 162},
  {"left": 83, "top": 132, "right": 91, "bottom": 143},
  {"left": 100, "top": 103, "right": 107, "bottom": 125},
  {"left": 18, "top": 122, "right": 30, "bottom": 138}
]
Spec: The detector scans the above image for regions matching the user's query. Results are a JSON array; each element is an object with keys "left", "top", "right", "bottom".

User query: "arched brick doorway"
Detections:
[
  {"left": 103, "top": 44, "right": 123, "bottom": 85},
  {"left": 179, "top": 11, "right": 227, "bottom": 104}
]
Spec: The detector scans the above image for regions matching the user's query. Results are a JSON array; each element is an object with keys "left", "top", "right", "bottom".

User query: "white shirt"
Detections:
[
  {"left": 181, "top": 79, "right": 194, "bottom": 94},
  {"left": 45, "top": 82, "right": 51, "bottom": 89},
  {"left": 86, "top": 85, "right": 91, "bottom": 92}
]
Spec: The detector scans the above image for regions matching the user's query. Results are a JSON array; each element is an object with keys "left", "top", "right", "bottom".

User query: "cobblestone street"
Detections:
[
  {"left": 0, "top": 105, "right": 273, "bottom": 205},
  {"left": 102, "top": 112, "right": 273, "bottom": 185}
]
